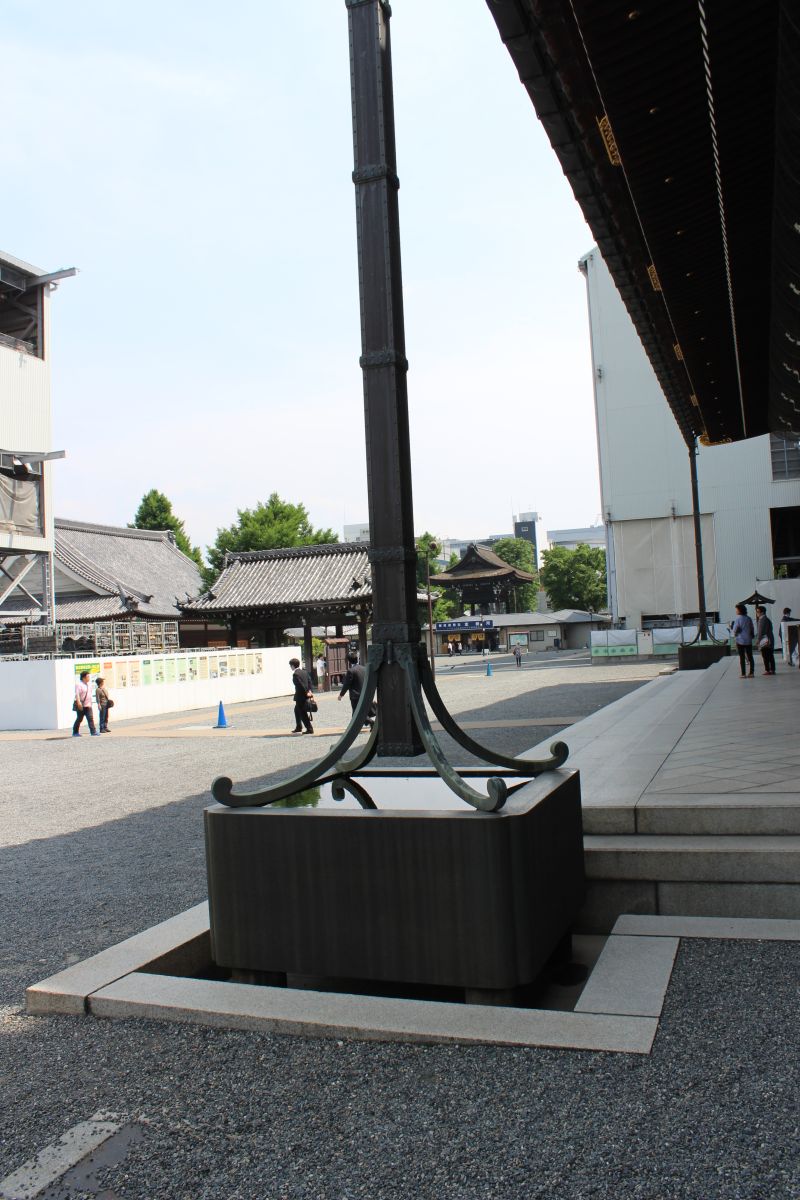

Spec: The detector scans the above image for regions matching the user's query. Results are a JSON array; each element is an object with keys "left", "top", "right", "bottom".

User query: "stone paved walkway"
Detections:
[
  {"left": 647, "top": 659, "right": 800, "bottom": 796},
  {"left": 527, "top": 656, "right": 800, "bottom": 836}
]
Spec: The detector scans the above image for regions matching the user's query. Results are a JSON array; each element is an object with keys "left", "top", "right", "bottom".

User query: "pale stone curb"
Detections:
[
  {"left": 88, "top": 972, "right": 659, "bottom": 1055},
  {"left": 25, "top": 903, "right": 209, "bottom": 1015},
  {"left": 28, "top": 907, "right": 799, "bottom": 1054},
  {"left": 612, "top": 914, "right": 800, "bottom": 940},
  {"left": 574, "top": 935, "right": 678, "bottom": 1017}
]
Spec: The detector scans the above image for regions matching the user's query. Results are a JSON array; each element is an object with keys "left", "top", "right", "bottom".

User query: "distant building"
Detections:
[
  {"left": 343, "top": 522, "right": 371, "bottom": 544},
  {"left": 431, "top": 543, "right": 537, "bottom": 624},
  {"left": 546, "top": 525, "right": 607, "bottom": 553},
  {"left": 439, "top": 533, "right": 508, "bottom": 565},
  {"left": 428, "top": 609, "right": 610, "bottom": 655},
  {"left": 0, "top": 249, "right": 74, "bottom": 625},
  {"left": 351, "top": 520, "right": 540, "bottom": 567},
  {"left": 513, "top": 511, "right": 540, "bottom": 567},
  {"left": 183, "top": 542, "right": 374, "bottom": 661},
  {"left": 580, "top": 247, "right": 800, "bottom": 627},
  {"left": 0, "top": 519, "right": 205, "bottom": 653},
  {"left": 51, "top": 520, "right": 203, "bottom": 624}
]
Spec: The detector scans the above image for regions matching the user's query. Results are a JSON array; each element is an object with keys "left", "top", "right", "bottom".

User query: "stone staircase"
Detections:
[{"left": 528, "top": 659, "right": 800, "bottom": 931}]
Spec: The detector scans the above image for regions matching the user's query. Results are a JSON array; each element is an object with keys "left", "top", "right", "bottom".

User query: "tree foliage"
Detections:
[
  {"left": 492, "top": 536, "right": 539, "bottom": 612},
  {"left": 131, "top": 489, "right": 203, "bottom": 569},
  {"left": 539, "top": 543, "right": 607, "bottom": 613},
  {"left": 415, "top": 532, "right": 457, "bottom": 622},
  {"left": 207, "top": 493, "right": 337, "bottom": 579}
]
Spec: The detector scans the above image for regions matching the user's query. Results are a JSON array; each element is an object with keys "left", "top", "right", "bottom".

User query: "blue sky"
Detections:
[{"left": 4, "top": 0, "right": 600, "bottom": 553}]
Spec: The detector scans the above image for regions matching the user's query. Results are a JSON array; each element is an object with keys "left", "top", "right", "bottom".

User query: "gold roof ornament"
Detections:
[{"left": 596, "top": 115, "right": 622, "bottom": 165}]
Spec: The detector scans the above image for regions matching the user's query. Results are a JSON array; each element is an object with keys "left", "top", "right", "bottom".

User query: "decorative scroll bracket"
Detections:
[{"left": 213, "top": 641, "right": 568, "bottom": 813}]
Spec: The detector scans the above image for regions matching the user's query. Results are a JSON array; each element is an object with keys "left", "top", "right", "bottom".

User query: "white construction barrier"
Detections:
[{"left": 0, "top": 645, "right": 301, "bottom": 731}]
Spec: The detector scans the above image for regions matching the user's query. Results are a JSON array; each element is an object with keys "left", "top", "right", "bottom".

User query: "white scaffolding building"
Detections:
[{"left": 0, "top": 249, "right": 74, "bottom": 629}]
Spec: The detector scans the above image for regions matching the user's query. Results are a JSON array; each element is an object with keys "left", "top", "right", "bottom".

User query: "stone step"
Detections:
[
  {"left": 584, "top": 833, "right": 800, "bottom": 882},
  {"left": 581, "top": 793, "right": 800, "bottom": 836},
  {"left": 632, "top": 794, "right": 800, "bottom": 836},
  {"left": 579, "top": 833, "right": 800, "bottom": 932}
]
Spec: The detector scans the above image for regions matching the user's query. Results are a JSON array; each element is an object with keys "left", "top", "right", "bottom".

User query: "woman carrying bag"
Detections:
[
  {"left": 755, "top": 605, "right": 776, "bottom": 676},
  {"left": 95, "top": 675, "right": 114, "bottom": 732}
]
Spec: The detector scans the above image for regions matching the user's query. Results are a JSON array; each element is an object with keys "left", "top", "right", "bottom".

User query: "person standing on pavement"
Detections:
[
  {"left": 72, "top": 671, "right": 98, "bottom": 736},
  {"left": 755, "top": 606, "right": 776, "bottom": 675},
  {"left": 315, "top": 653, "right": 327, "bottom": 691},
  {"left": 289, "top": 657, "right": 314, "bottom": 735},
  {"left": 95, "top": 675, "right": 113, "bottom": 732},
  {"left": 730, "top": 604, "right": 755, "bottom": 678},
  {"left": 513, "top": 645, "right": 522, "bottom": 668},
  {"left": 337, "top": 652, "right": 376, "bottom": 729},
  {"left": 776, "top": 607, "right": 792, "bottom": 654}
]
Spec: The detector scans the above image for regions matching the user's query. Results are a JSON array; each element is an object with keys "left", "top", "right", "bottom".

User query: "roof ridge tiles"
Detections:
[
  {"left": 55, "top": 518, "right": 167, "bottom": 541},
  {"left": 228, "top": 541, "right": 363, "bottom": 563}
]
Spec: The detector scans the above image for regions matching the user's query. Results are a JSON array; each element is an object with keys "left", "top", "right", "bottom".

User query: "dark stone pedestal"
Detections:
[
  {"left": 678, "top": 643, "right": 731, "bottom": 670},
  {"left": 205, "top": 770, "right": 585, "bottom": 994}
]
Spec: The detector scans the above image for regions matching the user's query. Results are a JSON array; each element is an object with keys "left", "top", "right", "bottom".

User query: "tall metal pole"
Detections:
[
  {"left": 426, "top": 551, "right": 436, "bottom": 680},
  {"left": 689, "top": 438, "right": 710, "bottom": 640},
  {"left": 347, "top": 0, "right": 423, "bottom": 756}
]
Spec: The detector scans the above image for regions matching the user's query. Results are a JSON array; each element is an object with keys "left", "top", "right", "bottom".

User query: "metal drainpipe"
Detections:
[{"left": 689, "top": 438, "right": 710, "bottom": 640}]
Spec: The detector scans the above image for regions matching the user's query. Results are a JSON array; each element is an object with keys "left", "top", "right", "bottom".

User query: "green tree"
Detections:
[
  {"left": 207, "top": 493, "right": 337, "bottom": 579},
  {"left": 492, "top": 536, "right": 539, "bottom": 612},
  {"left": 539, "top": 543, "right": 607, "bottom": 613},
  {"left": 415, "top": 532, "right": 458, "bottom": 622},
  {"left": 131, "top": 489, "right": 203, "bottom": 570}
]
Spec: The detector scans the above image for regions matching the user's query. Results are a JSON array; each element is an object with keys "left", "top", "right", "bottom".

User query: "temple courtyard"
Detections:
[{"left": 1, "top": 652, "right": 798, "bottom": 1199}]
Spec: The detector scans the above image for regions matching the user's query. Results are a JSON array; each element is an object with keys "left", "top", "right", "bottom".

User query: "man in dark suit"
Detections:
[
  {"left": 289, "top": 657, "right": 314, "bottom": 735},
  {"left": 337, "top": 652, "right": 376, "bottom": 729}
]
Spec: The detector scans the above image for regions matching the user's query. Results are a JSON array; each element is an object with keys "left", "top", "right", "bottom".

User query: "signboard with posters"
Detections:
[{"left": 74, "top": 661, "right": 101, "bottom": 681}]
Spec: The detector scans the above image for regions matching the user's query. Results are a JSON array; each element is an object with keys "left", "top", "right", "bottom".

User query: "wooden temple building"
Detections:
[
  {"left": 181, "top": 543, "right": 373, "bottom": 669},
  {"left": 431, "top": 543, "right": 537, "bottom": 618}
]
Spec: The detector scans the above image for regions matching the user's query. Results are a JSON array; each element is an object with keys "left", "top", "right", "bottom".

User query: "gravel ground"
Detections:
[{"left": 2, "top": 655, "right": 797, "bottom": 1199}]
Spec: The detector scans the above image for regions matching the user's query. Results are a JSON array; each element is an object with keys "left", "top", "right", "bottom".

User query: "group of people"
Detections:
[
  {"left": 730, "top": 604, "right": 792, "bottom": 678},
  {"left": 289, "top": 652, "right": 376, "bottom": 736},
  {"left": 72, "top": 671, "right": 113, "bottom": 737}
]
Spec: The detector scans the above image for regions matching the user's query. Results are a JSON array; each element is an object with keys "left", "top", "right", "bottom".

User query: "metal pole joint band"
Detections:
[
  {"left": 368, "top": 546, "right": 416, "bottom": 563},
  {"left": 352, "top": 165, "right": 400, "bottom": 188},
  {"left": 359, "top": 350, "right": 408, "bottom": 371}
]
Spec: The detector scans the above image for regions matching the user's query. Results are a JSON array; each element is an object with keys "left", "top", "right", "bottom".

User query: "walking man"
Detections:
[
  {"left": 289, "top": 657, "right": 314, "bottom": 735},
  {"left": 72, "top": 670, "right": 98, "bottom": 737},
  {"left": 513, "top": 645, "right": 523, "bottom": 668},
  {"left": 338, "top": 652, "right": 376, "bottom": 729},
  {"left": 730, "top": 604, "right": 755, "bottom": 678}
]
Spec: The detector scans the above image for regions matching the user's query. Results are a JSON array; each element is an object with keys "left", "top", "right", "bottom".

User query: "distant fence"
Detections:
[{"left": 591, "top": 625, "right": 732, "bottom": 659}]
